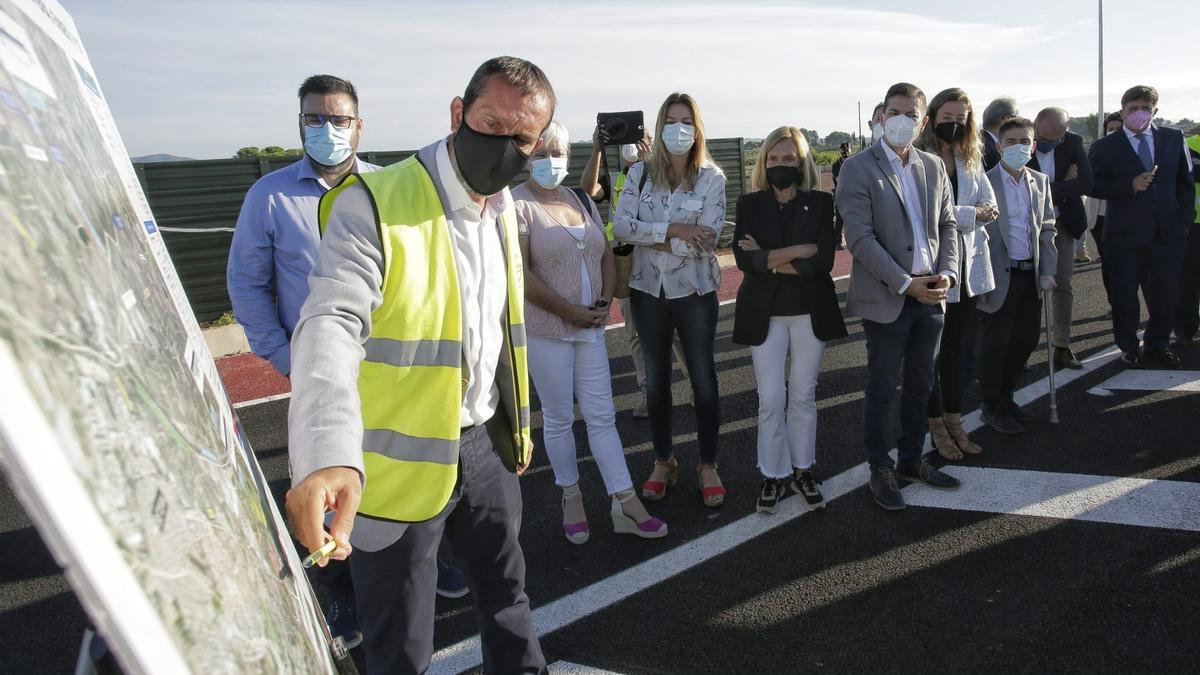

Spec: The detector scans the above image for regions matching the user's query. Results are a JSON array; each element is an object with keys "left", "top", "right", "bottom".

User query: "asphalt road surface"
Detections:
[{"left": 3, "top": 259, "right": 1197, "bottom": 674}]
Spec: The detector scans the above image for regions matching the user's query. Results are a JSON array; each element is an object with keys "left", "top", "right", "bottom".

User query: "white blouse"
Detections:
[{"left": 612, "top": 161, "right": 727, "bottom": 299}]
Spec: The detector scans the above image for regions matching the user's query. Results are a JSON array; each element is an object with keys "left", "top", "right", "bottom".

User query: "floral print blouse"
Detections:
[{"left": 612, "top": 161, "right": 727, "bottom": 299}]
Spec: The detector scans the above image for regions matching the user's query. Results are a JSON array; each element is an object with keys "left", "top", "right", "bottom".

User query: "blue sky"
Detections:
[{"left": 61, "top": 0, "right": 1198, "bottom": 159}]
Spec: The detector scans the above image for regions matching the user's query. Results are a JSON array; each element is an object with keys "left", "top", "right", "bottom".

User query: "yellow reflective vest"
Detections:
[
  {"left": 318, "top": 144, "right": 531, "bottom": 523},
  {"left": 1188, "top": 134, "right": 1200, "bottom": 223}
]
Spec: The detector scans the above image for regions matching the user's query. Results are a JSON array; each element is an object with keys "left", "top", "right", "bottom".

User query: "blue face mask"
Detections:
[
  {"left": 304, "top": 122, "right": 355, "bottom": 166},
  {"left": 1036, "top": 137, "right": 1062, "bottom": 153},
  {"left": 530, "top": 156, "right": 569, "bottom": 189},
  {"left": 1001, "top": 143, "right": 1033, "bottom": 170}
]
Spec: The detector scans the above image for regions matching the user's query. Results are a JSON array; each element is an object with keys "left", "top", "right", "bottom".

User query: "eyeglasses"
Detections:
[{"left": 300, "top": 113, "right": 357, "bottom": 129}]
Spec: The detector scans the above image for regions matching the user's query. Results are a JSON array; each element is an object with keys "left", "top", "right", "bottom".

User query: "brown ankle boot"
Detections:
[
  {"left": 929, "top": 416, "right": 963, "bottom": 461},
  {"left": 944, "top": 413, "right": 982, "bottom": 455}
]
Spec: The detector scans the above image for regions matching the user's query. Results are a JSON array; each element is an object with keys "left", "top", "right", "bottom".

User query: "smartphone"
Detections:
[{"left": 596, "top": 111, "right": 644, "bottom": 146}]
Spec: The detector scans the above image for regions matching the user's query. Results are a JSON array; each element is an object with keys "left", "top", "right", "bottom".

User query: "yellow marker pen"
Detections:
[{"left": 302, "top": 539, "right": 338, "bottom": 569}]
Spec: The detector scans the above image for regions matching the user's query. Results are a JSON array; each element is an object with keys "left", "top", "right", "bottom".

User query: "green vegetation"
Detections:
[
  {"left": 202, "top": 310, "right": 236, "bottom": 329},
  {"left": 234, "top": 146, "right": 303, "bottom": 159}
]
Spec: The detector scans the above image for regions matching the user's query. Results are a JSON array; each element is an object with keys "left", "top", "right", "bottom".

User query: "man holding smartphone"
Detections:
[
  {"left": 835, "top": 82, "right": 962, "bottom": 511},
  {"left": 1088, "top": 85, "right": 1196, "bottom": 368}
]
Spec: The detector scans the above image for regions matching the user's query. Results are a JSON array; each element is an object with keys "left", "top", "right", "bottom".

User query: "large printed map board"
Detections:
[{"left": 0, "top": 1, "right": 334, "bottom": 673}]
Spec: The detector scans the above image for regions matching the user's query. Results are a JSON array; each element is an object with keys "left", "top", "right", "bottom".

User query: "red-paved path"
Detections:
[{"left": 217, "top": 250, "right": 854, "bottom": 404}]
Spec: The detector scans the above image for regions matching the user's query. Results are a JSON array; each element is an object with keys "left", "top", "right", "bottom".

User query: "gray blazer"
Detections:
[
  {"left": 835, "top": 142, "right": 960, "bottom": 324},
  {"left": 976, "top": 165, "right": 1058, "bottom": 314},
  {"left": 948, "top": 154, "right": 997, "bottom": 302}
]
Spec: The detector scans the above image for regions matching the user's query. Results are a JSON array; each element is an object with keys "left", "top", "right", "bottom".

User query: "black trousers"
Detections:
[
  {"left": 928, "top": 294, "right": 978, "bottom": 417},
  {"left": 349, "top": 424, "right": 545, "bottom": 675},
  {"left": 981, "top": 270, "right": 1043, "bottom": 410},
  {"left": 1174, "top": 222, "right": 1200, "bottom": 341},
  {"left": 1107, "top": 240, "right": 1184, "bottom": 352}
]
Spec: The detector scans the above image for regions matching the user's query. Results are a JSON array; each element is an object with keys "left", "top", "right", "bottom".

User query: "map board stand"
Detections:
[{"left": 0, "top": 1, "right": 345, "bottom": 672}]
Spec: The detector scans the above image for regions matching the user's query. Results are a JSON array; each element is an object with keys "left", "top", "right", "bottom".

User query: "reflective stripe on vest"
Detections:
[
  {"left": 603, "top": 170, "right": 627, "bottom": 241},
  {"left": 1188, "top": 135, "right": 1200, "bottom": 222},
  {"left": 317, "top": 151, "right": 531, "bottom": 522}
]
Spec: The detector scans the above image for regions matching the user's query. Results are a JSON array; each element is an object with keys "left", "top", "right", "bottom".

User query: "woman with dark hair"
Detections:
[
  {"left": 915, "top": 88, "right": 998, "bottom": 460},
  {"left": 613, "top": 93, "right": 728, "bottom": 507},
  {"left": 733, "top": 126, "right": 846, "bottom": 514}
]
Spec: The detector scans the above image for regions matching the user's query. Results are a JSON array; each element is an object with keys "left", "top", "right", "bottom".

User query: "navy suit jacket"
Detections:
[
  {"left": 1028, "top": 131, "right": 1092, "bottom": 239},
  {"left": 1088, "top": 124, "right": 1196, "bottom": 247}
]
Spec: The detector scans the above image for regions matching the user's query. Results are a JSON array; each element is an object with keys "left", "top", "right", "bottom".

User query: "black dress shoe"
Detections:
[
  {"left": 1054, "top": 347, "right": 1083, "bottom": 370},
  {"left": 868, "top": 466, "right": 905, "bottom": 511},
  {"left": 1170, "top": 335, "right": 1194, "bottom": 349},
  {"left": 1144, "top": 346, "right": 1181, "bottom": 369},
  {"left": 982, "top": 407, "right": 1025, "bottom": 435},
  {"left": 897, "top": 457, "right": 961, "bottom": 490},
  {"left": 962, "top": 379, "right": 983, "bottom": 400},
  {"left": 1120, "top": 350, "right": 1143, "bottom": 369},
  {"left": 1007, "top": 401, "right": 1035, "bottom": 423}
]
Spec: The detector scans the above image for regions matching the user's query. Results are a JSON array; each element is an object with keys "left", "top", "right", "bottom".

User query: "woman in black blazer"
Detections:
[{"left": 732, "top": 126, "right": 847, "bottom": 515}]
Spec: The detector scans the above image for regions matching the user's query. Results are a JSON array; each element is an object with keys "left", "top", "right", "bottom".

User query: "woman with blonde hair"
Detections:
[
  {"left": 613, "top": 93, "right": 729, "bottom": 507},
  {"left": 513, "top": 121, "right": 668, "bottom": 543},
  {"left": 733, "top": 126, "right": 846, "bottom": 513},
  {"left": 914, "top": 87, "right": 998, "bottom": 460}
]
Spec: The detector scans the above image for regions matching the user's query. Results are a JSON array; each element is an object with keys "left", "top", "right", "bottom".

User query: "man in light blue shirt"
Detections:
[{"left": 227, "top": 75, "right": 378, "bottom": 376}]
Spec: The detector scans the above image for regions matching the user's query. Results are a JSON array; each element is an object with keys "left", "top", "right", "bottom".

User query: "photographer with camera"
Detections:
[
  {"left": 513, "top": 121, "right": 669, "bottom": 544},
  {"left": 613, "top": 92, "right": 728, "bottom": 508},
  {"left": 580, "top": 117, "right": 690, "bottom": 418}
]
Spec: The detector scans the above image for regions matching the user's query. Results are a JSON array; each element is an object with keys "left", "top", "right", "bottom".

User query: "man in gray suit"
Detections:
[
  {"left": 977, "top": 117, "right": 1058, "bottom": 434},
  {"left": 836, "top": 82, "right": 962, "bottom": 511}
]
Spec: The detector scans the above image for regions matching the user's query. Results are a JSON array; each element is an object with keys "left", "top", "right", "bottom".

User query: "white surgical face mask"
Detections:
[
  {"left": 661, "top": 122, "right": 695, "bottom": 156},
  {"left": 1001, "top": 144, "right": 1033, "bottom": 171},
  {"left": 871, "top": 123, "right": 885, "bottom": 143},
  {"left": 304, "top": 122, "right": 355, "bottom": 166},
  {"left": 530, "top": 156, "right": 569, "bottom": 189},
  {"left": 620, "top": 143, "right": 639, "bottom": 164},
  {"left": 883, "top": 114, "right": 920, "bottom": 148}
]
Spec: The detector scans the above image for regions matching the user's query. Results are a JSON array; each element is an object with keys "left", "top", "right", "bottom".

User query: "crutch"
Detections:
[{"left": 1043, "top": 290, "right": 1059, "bottom": 423}]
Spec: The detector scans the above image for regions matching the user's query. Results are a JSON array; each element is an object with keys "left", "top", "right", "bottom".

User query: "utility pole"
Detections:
[
  {"left": 857, "top": 101, "right": 863, "bottom": 150},
  {"left": 1097, "top": 0, "right": 1104, "bottom": 139}
]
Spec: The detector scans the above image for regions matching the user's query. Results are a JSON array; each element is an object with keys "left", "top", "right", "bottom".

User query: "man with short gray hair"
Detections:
[
  {"left": 982, "top": 97, "right": 1019, "bottom": 170},
  {"left": 1030, "top": 106, "right": 1093, "bottom": 369}
]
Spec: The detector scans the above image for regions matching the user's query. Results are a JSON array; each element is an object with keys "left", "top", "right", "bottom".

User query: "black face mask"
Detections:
[
  {"left": 933, "top": 121, "right": 965, "bottom": 144},
  {"left": 452, "top": 116, "right": 529, "bottom": 196},
  {"left": 1036, "top": 137, "right": 1062, "bottom": 153},
  {"left": 765, "top": 165, "right": 801, "bottom": 190}
]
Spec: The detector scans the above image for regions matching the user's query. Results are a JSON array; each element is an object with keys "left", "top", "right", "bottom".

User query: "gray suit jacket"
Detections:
[
  {"left": 835, "top": 141, "right": 960, "bottom": 323},
  {"left": 976, "top": 165, "right": 1058, "bottom": 314}
]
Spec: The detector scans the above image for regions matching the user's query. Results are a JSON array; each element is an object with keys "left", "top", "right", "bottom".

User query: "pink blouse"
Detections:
[{"left": 512, "top": 183, "right": 608, "bottom": 339}]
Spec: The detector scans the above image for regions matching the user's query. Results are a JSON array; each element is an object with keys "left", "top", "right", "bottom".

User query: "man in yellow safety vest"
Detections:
[{"left": 284, "top": 56, "right": 553, "bottom": 674}]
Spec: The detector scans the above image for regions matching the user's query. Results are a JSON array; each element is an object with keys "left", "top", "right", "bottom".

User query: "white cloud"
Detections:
[{"left": 61, "top": 0, "right": 1198, "bottom": 158}]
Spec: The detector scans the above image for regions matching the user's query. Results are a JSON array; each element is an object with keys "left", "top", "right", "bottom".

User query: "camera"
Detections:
[{"left": 597, "top": 111, "right": 644, "bottom": 146}]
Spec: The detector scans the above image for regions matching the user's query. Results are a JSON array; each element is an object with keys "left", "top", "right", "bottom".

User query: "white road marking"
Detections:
[
  {"left": 429, "top": 344, "right": 1124, "bottom": 674},
  {"left": 1088, "top": 369, "right": 1200, "bottom": 396},
  {"left": 904, "top": 466, "right": 1200, "bottom": 532},
  {"left": 549, "top": 661, "right": 624, "bottom": 674},
  {"left": 231, "top": 392, "right": 291, "bottom": 409}
]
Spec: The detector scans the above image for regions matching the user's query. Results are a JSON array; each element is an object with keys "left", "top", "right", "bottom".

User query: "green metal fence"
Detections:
[{"left": 135, "top": 139, "right": 745, "bottom": 322}]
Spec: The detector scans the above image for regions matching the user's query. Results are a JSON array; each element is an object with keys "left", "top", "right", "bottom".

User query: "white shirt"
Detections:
[
  {"left": 1035, "top": 149, "right": 1059, "bottom": 218},
  {"left": 1002, "top": 169, "right": 1034, "bottom": 261},
  {"left": 434, "top": 140, "right": 508, "bottom": 428},
  {"left": 1035, "top": 149, "right": 1056, "bottom": 182},
  {"left": 881, "top": 141, "right": 934, "bottom": 282}
]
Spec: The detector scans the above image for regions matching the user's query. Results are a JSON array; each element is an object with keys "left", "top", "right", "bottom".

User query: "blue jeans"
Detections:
[
  {"left": 349, "top": 424, "right": 545, "bottom": 675},
  {"left": 629, "top": 289, "right": 721, "bottom": 463},
  {"left": 861, "top": 297, "right": 945, "bottom": 469}
]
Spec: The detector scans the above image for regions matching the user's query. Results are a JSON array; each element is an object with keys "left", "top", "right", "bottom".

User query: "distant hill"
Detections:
[{"left": 131, "top": 153, "right": 194, "bottom": 163}]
